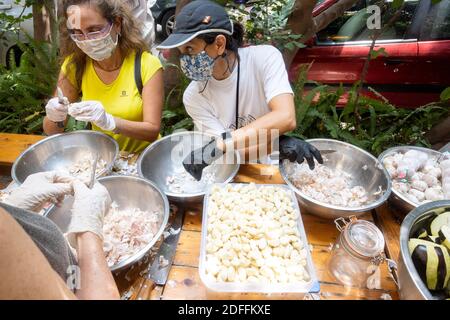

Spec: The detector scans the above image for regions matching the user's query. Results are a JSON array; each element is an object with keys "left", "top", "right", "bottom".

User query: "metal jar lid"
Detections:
[{"left": 335, "top": 216, "right": 385, "bottom": 260}]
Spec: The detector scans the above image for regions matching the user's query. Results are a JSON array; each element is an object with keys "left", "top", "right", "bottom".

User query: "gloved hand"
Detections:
[
  {"left": 68, "top": 100, "right": 116, "bottom": 131},
  {"left": 45, "top": 97, "right": 69, "bottom": 122},
  {"left": 67, "top": 180, "right": 111, "bottom": 248},
  {"left": 279, "top": 135, "right": 323, "bottom": 170},
  {"left": 4, "top": 171, "right": 73, "bottom": 212},
  {"left": 183, "top": 138, "right": 224, "bottom": 181}
]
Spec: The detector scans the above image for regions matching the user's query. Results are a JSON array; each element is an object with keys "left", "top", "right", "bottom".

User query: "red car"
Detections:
[{"left": 289, "top": 0, "right": 450, "bottom": 108}]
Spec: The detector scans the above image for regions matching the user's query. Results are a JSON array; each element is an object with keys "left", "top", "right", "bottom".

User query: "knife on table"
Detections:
[
  {"left": 56, "top": 86, "right": 68, "bottom": 128},
  {"left": 132, "top": 205, "right": 185, "bottom": 300}
]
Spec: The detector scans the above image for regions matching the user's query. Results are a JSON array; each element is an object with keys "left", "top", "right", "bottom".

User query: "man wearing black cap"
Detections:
[{"left": 158, "top": 0, "right": 322, "bottom": 180}]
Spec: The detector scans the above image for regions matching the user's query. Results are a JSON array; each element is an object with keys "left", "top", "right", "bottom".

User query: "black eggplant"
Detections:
[{"left": 408, "top": 238, "right": 450, "bottom": 291}]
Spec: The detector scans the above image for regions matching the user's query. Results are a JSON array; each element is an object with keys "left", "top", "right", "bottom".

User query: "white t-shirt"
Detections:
[{"left": 183, "top": 45, "right": 294, "bottom": 134}]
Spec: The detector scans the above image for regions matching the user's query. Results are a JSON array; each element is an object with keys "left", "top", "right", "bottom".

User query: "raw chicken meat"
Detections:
[{"left": 103, "top": 202, "right": 161, "bottom": 267}]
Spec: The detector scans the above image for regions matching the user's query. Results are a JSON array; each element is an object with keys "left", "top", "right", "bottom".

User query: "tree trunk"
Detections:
[
  {"left": 425, "top": 116, "right": 450, "bottom": 150},
  {"left": 283, "top": 0, "right": 360, "bottom": 68},
  {"left": 32, "top": 3, "right": 46, "bottom": 41},
  {"left": 32, "top": 0, "right": 56, "bottom": 42},
  {"left": 283, "top": 0, "right": 317, "bottom": 67}
]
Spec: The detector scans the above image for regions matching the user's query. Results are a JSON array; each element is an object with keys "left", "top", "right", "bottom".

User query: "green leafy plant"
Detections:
[
  {"left": 0, "top": 0, "right": 33, "bottom": 42},
  {"left": 289, "top": 64, "right": 449, "bottom": 156},
  {"left": 160, "top": 63, "right": 194, "bottom": 136},
  {"left": 227, "top": 0, "right": 304, "bottom": 51},
  {"left": 0, "top": 35, "right": 59, "bottom": 134}
]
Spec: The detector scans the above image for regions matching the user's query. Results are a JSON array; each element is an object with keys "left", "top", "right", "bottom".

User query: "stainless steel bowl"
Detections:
[
  {"left": 398, "top": 200, "right": 450, "bottom": 300},
  {"left": 280, "top": 139, "right": 392, "bottom": 219},
  {"left": 137, "top": 131, "right": 240, "bottom": 203},
  {"left": 12, "top": 130, "right": 119, "bottom": 184},
  {"left": 46, "top": 175, "right": 170, "bottom": 272},
  {"left": 378, "top": 146, "right": 444, "bottom": 214}
]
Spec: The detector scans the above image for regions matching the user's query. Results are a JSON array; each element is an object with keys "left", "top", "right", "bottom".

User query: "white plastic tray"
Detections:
[{"left": 199, "top": 183, "right": 320, "bottom": 294}]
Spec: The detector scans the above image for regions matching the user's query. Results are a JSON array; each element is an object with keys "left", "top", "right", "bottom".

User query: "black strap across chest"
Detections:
[
  {"left": 235, "top": 57, "right": 240, "bottom": 130},
  {"left": 134, "top": 50, "right": 143, "bottom": 96}
]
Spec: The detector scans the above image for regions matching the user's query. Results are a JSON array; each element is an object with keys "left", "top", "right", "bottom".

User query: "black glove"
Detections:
[
  {"left": 279, "top": 135, "right": 323, "bottom": 170},
  {"left": 183, "top": 138, "right": 223, "bottom": 181}
]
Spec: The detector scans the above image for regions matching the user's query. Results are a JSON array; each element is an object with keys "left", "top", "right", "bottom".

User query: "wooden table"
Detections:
[{"left": 0, "top": 133, "right": 401, "bottom": 300}]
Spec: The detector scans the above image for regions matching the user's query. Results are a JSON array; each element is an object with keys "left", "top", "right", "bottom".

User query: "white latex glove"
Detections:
[
  {"left": 45, "top": 97, "right": 69, "bottom": 122},
  {"left": 4, "top": 171, "right": 73, "bottom": 212},
  {"left": 68, "top": 101, "right": 116, "bottom": 131},
  {"left": 67, "top": 180, "right": 111, "bottom": 248}
]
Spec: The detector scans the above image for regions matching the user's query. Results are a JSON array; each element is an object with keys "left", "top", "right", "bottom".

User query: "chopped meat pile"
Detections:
[
  {"left": 103, "top": 202, "right": 161, "bottom": 267},
  {"left": 284, "top": 160, "right": 369, "bottom": 207}
]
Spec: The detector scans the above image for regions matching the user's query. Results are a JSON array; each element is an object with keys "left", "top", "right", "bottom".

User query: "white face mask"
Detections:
[{"left": 74, "top": 29, "right": 119, "bottom": 61}]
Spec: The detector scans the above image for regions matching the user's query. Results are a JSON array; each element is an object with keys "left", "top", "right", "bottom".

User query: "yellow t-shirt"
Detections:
[{"left": 61, "top": 50, "right": 162, "bottom": 153}]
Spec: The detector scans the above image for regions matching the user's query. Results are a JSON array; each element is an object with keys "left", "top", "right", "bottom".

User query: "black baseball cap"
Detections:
[{"left": 157, "top": 0, "right": 233, "bottom": 49}]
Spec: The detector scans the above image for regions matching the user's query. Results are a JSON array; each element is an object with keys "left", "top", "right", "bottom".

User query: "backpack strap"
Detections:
[{"left": 134, "top": 50, "right": 143, "bottom": 96}]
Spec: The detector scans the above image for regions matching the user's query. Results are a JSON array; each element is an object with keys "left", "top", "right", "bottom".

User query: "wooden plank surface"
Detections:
[
  {"left": 0, "top": 133, "right": 44, "bottom": 167},
  {"left": 0, "top": 133, "right": 401, "bottom": 300},
  {"left": 161, "top": 265, "right": 397, "bottom": 300},
  {"left": 147, "top": 164, "right": 399, "bottom": 300},
  {"left": 374, "top": 203, "right": 403, "bottom": 263}
]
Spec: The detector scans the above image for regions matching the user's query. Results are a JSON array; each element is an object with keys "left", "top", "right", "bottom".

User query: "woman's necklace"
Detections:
[{"left": 93, "top": 59, "right": 123, "bottom": 72}]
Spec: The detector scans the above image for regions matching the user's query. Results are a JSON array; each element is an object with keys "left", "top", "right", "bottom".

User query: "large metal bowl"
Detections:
[
  {"left": 46, "top": 175, "right": 170, "bottom": 272},
  {"left": 137, "top": 131, "right": 240, "bottom": 203},
  {"left": 12, "top": 130, "right": 119, "bottom": 184},
  {"left": 280, "top": 139, "right": 392, "bottom": 219},
  {"left": 378, "top": 146, "right": 444, "bottom": 214},
  {"left": 398, "top": 200, "right": 450, "bottom": 300}
]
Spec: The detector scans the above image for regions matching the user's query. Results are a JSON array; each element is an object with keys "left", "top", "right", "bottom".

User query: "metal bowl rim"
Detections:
[
  {"left": 280, "top": 138, "right": 392, "bottom": 212},
  {"left": 137, "top": 131, "right": 241, "bottom": 199},
  {"left": 399, "top": 200, "right": 450, "bottom": 300},
  {"left": 378, "top": 146, "right": 444, "bottom": 210},
  {"left": 11, "top": 130, "right": 119, "bottom": 185},
  {"left": 98, "top": 175, "right": 170, "bottom": 272}
]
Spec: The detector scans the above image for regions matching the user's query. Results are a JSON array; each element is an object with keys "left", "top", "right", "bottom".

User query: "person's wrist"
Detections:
[
  {"left": 76, "top": 231, "right": 103, "bottom": 244},
  {"left": 220, "top": 131, "right": 233, "bottom": 153},
  {"left": 112, "top": 117, "right": 120, "bottom": 134},
  {"left": 68, "top": 227, "right": 103, "bottom": 249}
]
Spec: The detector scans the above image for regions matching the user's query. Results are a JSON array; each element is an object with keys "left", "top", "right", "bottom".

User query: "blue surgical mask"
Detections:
[{"left": 180, "top": 48, "right": 218, "bottom": 81}]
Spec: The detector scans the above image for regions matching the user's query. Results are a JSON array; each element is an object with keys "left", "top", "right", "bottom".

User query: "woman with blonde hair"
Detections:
[{"left": 43, "top": 0, "right": 164, "bottom": 153}]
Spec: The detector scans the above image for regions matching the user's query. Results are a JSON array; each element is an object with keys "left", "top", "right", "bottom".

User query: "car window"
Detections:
[
  {"left": 316, "top": 0, "right": 420, "bottom": 45},
  {"left": 419, "top": 0, "right": 450, "bottom": 40}
]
